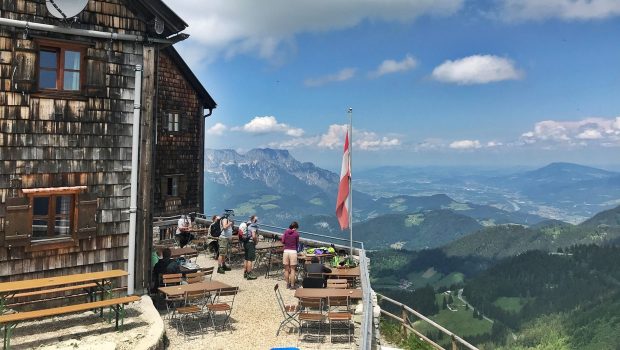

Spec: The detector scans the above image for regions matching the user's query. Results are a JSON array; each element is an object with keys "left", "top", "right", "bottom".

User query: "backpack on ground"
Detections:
[{"left": 209, "top": 218, "right": 222, "bottom": 237}]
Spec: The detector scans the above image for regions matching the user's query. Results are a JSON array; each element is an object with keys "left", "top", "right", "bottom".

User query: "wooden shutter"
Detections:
[
  {"left": 13, "top": 39, "right": 37, "bottom": 93},
  {"left": 4, "top": 197, "right": 31, "bottom": 247},
  {"left": 76, "top": 193, "right": 98, "bottom": 239},
  {"left": 83, "top": 50, "right": 106, "bottom": 97}
]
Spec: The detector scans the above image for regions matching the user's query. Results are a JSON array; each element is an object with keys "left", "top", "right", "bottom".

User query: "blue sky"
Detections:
[{"left": 166, "top": 0, "right": 620, "bottom": 171}]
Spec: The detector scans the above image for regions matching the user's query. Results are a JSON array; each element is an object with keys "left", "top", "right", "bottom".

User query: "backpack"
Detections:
[
  {"left": 209, "top": 218, "right": 222, "bottom": 237},
  {"left": 238, "top": 222, "right": 250, "bottom": 242}
]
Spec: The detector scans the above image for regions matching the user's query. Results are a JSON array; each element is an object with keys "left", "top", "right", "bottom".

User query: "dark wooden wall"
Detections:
[
  {"left": 0, "top": 0, "right": 148, "bottom": 283},
  {"left": 153, "top": 50, "right": 204, "bottom": 217}
]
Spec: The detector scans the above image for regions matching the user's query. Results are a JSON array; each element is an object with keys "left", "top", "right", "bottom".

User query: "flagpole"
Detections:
[{"left": 347, "top": 107, "right": 353, "bottom": 257}]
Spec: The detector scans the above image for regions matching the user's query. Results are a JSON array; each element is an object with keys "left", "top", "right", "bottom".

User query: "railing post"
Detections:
[
  {"left": 401, "top": 305, "right": 408, "bottom": 336},
  {"left": 452, "top": 334, "right": 458, "bottom": 350}
]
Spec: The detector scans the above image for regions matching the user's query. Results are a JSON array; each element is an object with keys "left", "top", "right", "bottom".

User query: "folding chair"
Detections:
[
  {"left": 265, "top": 247, "right": 284, "bottom": 279},
  {"left": 162, "top": 273, "right": 184, "bottom": 318},
  {"left": 176, "top": 289, "right": 209, "bottom": 339},
  {"left": 326, "top": 279, "right": 348, "bottom": 289},
  {"left": 274, "top": 284, "right": 300, "bottom": 336},
  {"left": 206, "top": 286, "right": 239, "bottom": 334},
  {"left": 326, "top": 295, "right": 353, "bottom": 344},
  {"left": 185, "top": 271, "right": 205, "bottom": 284},
  {"left": 201, "top": 266, "right": 214, "bottom": 281},
  {"left": 298, "top": 297, "right": 324, "bottom": 342}
]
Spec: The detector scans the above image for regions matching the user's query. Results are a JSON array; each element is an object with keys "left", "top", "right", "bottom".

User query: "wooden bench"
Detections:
[{"left": 0, "top": 295, "right": 141, "bottom": 350}]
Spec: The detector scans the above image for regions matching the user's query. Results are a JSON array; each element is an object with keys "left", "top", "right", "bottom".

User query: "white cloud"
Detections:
[
  {"left": 164, "top": 0, "right": 464, "bottom": 66},
  {"left": 369, "top": 54, "right": 418, "bottom": 78},
  {"left": 449, "top": 139, "right": 482, "bottom": 149},
  {"left": 521, "top": 117, "right": 620, "bottom": 145},
  {"left": 234, "top": 116, "right": 305, "bottom": 137},
  {"left": 496, "top": 0, "right": 620, "bottom": 21},
  {"left": 206, "top": 122, "right": 227, "bottom": 135},
  {"left": 269, "top": 124, "right": 400, "bottom": 150},
  {"left": 304, "top": 68, "right": 357, "bottom": 87},
  {"left": 486, "top": 141, "right": 503, "bottom": 147},
  {"left": 432, "top": 55, "right": 523, "bottom": 85}
]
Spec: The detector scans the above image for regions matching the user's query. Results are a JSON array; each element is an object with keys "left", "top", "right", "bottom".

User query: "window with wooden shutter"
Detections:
[{"left": 4, "top": 197, "right": 31, "bottom": 248}]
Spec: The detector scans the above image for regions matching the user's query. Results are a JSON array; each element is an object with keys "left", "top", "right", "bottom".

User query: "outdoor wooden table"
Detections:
[
  {"left": 294, "top": 288, "right": 363, "bottom": 300},
  {"left": 0, "top": 270, "right": 128, "bottom": 314},
  {"left": 158, "top": 280, "right": 231, "bottom": 298},
  {"left": 324, "top": 266, "right": 360, "bottom": 278},
  {"left": 169, "top": 247, "right": 198, "bottom": 259}
]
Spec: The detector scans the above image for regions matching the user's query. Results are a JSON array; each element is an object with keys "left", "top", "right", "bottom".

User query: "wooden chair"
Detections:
[
  {"left": 298, "top": 297, "right": 324, "bottom": 342},
  {"left": 185, "top": 272, "right": 205, "bottom": 284},
  {"left": 201, "top": 266, "right": 214, "bottom": 281},
  {"left": 162, "top": 273, "right": 183, "bottom": 318},
  {"left": 206, "top": 287, "right": 239, "bottom": 333},
  {"left": 265, "top": 247, "right": 284, "bottom": 279},
  {"left": 175, "top": 290, "right": 209, "bottom": 339},
  {"left": 274, "top": 284, "right": 300, "bottom": 336},
  {"left": 326, "top": 296, "right": 353, "bottom": 344},
  {"left": 326, "top": 279, "right": 348, "bottom": 289}
]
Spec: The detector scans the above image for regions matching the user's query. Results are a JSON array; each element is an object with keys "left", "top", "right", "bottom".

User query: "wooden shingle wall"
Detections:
[
  {"left": 154, "top": 51, "right": 203, "bottom": 217},
  {"left": 0, "top": 0, "right": 148, "bottom": 283}
]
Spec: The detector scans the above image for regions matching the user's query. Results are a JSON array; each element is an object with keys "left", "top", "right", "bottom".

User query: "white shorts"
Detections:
[{"left": 283, "top": 249, "right": 298, "bottom": 266}]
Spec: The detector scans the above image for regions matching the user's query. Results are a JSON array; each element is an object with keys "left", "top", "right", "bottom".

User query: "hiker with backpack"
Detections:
[
  {"left": 208, "top": 215, "right": 221, "bottom": 259},
  {"left": 216, "top": 210, "right": 234, "bottom": 274},
  {"left": 240, "top": 215, "right": 259, "bottom": 280}
]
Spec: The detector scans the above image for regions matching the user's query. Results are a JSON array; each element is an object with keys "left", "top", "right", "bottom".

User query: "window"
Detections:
[
  {"left": 32, "top": 194, "right": 74, "bottom": 240},
  {"left": 38, "top": 45, "right": 83, "bottom": 91},
  {"left": 167, "top": 113, "right": 180, "bottom": 132},
  {"left": 167, "top": 176, "right": 179, "bottom": 196}
]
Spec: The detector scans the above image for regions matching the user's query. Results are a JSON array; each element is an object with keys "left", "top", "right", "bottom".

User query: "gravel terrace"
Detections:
[{"left": 4, "top": 243, "right": 364, "bottom": 350}]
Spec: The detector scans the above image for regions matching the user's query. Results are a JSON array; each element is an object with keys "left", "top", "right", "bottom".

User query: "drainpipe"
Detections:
[{"left": 128, "top": 65, "right": 143, "bottom": 295}]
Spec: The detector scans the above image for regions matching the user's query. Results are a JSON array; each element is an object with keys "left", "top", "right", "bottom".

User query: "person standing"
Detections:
[
  {"left": 242, "top": 215, "right": 259, "bottom": 280},
  {"left": 217, "top": 213, "right": 234, "bottom": 274},
  {"left": 281, "top": 221, "right": 300, "bottom": 289},
  {"left": 208, "top": 215, "right": 220, "bottom": 259}
]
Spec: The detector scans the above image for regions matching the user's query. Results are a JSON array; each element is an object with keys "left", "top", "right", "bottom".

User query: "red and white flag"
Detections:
[{"left": 336, "top": 131, "right": 350, "bottom": 230}]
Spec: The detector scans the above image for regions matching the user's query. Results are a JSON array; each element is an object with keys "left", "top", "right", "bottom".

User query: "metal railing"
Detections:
[
  {"left": 152, "top": 213, "right": 376, "bottom": 349},
  {"left": 377, "top": 293, "right": 479, "bottom": 350}
]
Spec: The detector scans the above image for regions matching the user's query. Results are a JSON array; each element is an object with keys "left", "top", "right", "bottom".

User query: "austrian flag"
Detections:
[{"left": 336, "top": 131, "right": 350, "bottom": 230}]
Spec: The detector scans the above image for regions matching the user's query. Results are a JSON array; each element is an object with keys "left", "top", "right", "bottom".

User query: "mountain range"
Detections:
[{"left": 204, "top": 148, "right": 620, "bottom": 249}]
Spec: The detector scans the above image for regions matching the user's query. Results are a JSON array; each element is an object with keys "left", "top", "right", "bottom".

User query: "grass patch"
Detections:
[
  {"left": 405, "top": 214, "right": 425, "bottom": 227},
  {"left": 493, "top": 296, "right": 529, "bottom": 313},
  {"left": 415, "top": 294, "right": 492, "bottom": 343},
  {"left": 445, "top": 202, "right": 472, "bottom": 211}
]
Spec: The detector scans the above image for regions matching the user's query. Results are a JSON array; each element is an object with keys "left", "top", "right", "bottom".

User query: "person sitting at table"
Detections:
[
  {"left": 175, "top": 214, "right": 194, "bottom": 248},
  {"left": 151, "top": 248, "right": 180, "bottom": 291},
  {"left": 303, "top": 256, "right": 331, "bottom": 288}
]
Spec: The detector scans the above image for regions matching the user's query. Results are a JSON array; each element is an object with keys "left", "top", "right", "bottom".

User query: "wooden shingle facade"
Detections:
[{"left": 0, "top": 0, "right": 215, "bottom": 292}]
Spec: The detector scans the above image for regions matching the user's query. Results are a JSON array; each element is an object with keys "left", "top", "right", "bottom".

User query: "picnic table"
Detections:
[
  {"left": 0, "top": 270, "right": 128, "bottom": 312},
  {"left": 294, "top": 288, "right": 362, "bottom": 300},
  {"left": 158, "top": 280, "right": 231, "bottom": 298}
]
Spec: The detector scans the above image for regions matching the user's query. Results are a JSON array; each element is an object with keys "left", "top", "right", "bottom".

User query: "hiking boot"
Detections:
[
  {"left": 223, "top": 265, "right": 232, "bottom": 271},
  {"left": 217, "top": 267, "right": 226, "bottom": 274},
  {"left": 246, "top": 272, "right": 257, "bottom": 280},
  {"left": 243, "top": 272, "right": 248, "bottom": 279}
]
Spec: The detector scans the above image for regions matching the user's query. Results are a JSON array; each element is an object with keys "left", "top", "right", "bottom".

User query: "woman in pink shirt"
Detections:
[{"left": 281, "top": 221, "right": 300, "bottom": 289}]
